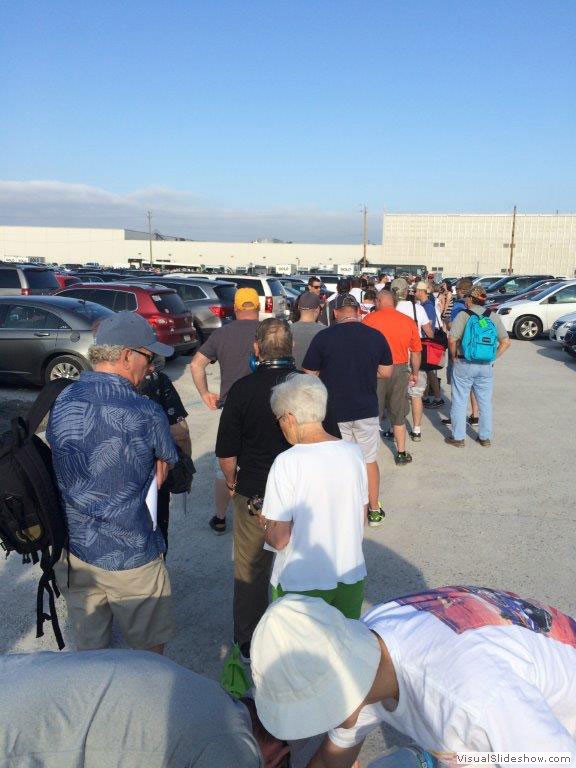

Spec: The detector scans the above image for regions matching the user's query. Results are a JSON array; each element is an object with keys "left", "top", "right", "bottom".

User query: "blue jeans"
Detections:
[{"left": 450, "top": 360, "right": 494, "bottom": 440}]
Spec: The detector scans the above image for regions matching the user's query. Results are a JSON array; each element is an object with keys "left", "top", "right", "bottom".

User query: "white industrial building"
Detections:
[{"left": 1, "top": 213, "right": 575, "bottom": 275}]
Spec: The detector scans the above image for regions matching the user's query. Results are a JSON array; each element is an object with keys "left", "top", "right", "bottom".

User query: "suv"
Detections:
[
  {"left": 56, "top": 282, "right": 198, "bottom": 355},
  {"left": 134, "top": 276, "right": 236, "bottom": 342},
  {"left": 197, "top": 274, "right": 287, "bottom": 319},
  {"left": 0, "top": 264, "right": 61, "bottom": 296}
]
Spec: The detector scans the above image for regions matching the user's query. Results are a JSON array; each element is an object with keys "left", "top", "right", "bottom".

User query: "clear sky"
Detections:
[{"left": 1, "top": 0, "right": 575, "bottom": 242}]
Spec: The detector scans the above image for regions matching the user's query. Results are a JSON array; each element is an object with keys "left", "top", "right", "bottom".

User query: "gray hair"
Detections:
[
  {"left": 88, "top": 344, "right": 124, "bottom": 365},
  {"left": 270, "top": 374, "right": 328, "bottom": 424},
  {"left": 256, "top": 318, "right": 293, "bottom": 360}
]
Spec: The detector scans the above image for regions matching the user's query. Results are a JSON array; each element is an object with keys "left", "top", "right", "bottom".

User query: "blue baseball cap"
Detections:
[{"left": 95, "top": 311, "right": 174, "bottom": 356}]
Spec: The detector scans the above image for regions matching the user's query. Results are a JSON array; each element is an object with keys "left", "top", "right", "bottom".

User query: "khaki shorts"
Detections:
[
  {"left": 338, "top": 416, "right": 380, "bottom": 463},
  {"left": 377, "top": 365, "right": 410, "bottom": 426},
  {"left": 55, "top": 552, "right": 175, "bottom": 651}
]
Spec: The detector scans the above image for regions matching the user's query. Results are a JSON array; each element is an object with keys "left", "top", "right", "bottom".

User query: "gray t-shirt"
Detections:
[
  {"left": 291, "top": 320, "right": 325, "bottom": 369},
  {"left": 198, "top": 319, "right": 260, "bottom": 402},
  {"left": 449, "top": 303, "right": 508, "bottom": 355},
  {"left": 0, "top": 650, "right": 262, "bottom": 768}
]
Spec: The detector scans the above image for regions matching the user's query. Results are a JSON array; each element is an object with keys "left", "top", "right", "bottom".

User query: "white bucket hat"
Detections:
[{"left": 251, "top": 595, "right": 381, "bottom": 740}]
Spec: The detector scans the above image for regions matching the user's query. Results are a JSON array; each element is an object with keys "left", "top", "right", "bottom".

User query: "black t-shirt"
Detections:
[
  {"left": 140, "top": 371, "right": 188, "bottom": 425},
  {"left": 302, "top": 321, "right": 393, "bottom": 423},
  {"left": 216, "top": 367, "right": 292, "bottom": 498},
  {"left": 216, "top": 366, "right": 340, "bottom": 498}
]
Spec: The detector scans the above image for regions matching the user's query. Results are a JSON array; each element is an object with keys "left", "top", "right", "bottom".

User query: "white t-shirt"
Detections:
[
  {"left": 263, "top": 440, "right": 368, "bottom": 591},
  {"left": 329, "top": 587, "right": 576, "bottom": 764},
  {"left": 396, "top": 300, "right": 431, "bottom": 337},
  {"left": 350, "top": 287, "right": 365, "bottom": 303}
]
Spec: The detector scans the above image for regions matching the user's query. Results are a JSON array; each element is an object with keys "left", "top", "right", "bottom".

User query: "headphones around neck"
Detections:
[{"left": 249, "top": 353, "right": 295, "bottom": 373}]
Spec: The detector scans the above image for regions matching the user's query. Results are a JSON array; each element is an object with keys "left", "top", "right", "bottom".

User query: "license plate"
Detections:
[{"left": 183, "top": 334, "right": 191, "bottom": 341}]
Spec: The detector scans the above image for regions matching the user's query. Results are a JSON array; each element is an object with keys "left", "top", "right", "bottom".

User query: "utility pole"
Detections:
[
  {"left": 508, "top": 205, "right": 516, "bottom": 275},
  {"left": 147, "top": 210, "right": 153, "bottom": 267},
  {"left": 361, "top": 205, "right": 368, "bottom": 269}
]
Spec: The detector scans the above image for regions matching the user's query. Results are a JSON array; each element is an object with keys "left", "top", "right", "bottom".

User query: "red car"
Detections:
[
  {"left": 56, "top": 282, "right": 198, "bottom": 355},
  {"left": 54, "top": 273, "right": 82, "bottom": 290}
]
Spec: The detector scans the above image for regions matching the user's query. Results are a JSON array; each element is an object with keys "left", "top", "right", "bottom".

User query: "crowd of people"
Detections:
[{"left": 3, "top": 276, "right": 574, "bottom": 767}]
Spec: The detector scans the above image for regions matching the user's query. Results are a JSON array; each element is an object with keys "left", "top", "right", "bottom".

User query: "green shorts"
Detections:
[{"left": 271, "top": 579, "right": 365, "bottom": 619}]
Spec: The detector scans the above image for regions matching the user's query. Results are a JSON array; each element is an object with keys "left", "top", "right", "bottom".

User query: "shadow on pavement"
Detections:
[{"left": 531, "top": 337, "right": 576, "bottom": 370}]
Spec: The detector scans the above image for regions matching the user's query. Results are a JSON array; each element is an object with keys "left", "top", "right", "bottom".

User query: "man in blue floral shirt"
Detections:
[{"left": 48, "top": 312, "right": 179, "bottom": 653}]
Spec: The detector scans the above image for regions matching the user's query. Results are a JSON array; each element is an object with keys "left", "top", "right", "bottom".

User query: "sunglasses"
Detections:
[
  {"left": 311, "top": 284, "right": 321, "bottom": 290},
  {"left": 129, "top": 348, "right": 155, "bottom": 365}
]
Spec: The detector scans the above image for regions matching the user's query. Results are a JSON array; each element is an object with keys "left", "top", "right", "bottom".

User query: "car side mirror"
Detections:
[{"left": 547, "top": 295, "right": 557, "bottom": 304}]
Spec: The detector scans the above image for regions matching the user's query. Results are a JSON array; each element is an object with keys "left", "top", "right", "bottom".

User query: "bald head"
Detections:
[{"left": 376, "top": 290, "right": 395, "bottom": 309}]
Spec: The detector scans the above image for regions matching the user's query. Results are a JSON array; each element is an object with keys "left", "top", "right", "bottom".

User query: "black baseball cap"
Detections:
[{"left": 334, "top": 293, "right": 360, "bottom": 310}]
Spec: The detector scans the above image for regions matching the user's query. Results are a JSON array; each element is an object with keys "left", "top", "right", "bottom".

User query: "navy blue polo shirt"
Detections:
[{"left": 302, "top": 321, "right": 392, "bottom": 423}]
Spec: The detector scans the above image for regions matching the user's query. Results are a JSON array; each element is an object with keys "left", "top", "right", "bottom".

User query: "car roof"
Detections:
[
  {"left": 136, "top": 276, "right": 236, "bottom": 287},
  {"left": 0, "top": 294, "right": 114, "bottom": 316},
  {"left": 0, "top": 263, "right": 53, "bottom": 270},
  {"left": 64, "top": 282, "right": 176, "bottom": 293}
]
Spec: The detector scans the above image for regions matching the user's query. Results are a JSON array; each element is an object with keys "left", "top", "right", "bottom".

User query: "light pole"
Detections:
[
  {"left": 359, "top": 205, "right": 368, "bottom": 270},
  {"left": 147, "top": 210, "right": 153, "bottom": 267}
]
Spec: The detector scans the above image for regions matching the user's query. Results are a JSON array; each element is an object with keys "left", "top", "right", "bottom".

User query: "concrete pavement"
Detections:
[{"left": 0, "top": 338, "right": 574, "bottom": 765}]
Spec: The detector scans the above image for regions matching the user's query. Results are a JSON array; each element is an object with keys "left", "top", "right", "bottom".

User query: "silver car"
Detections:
[
  {"left": 0, "top": 295, "right": 113, "bottom": 386},
  {"left": 0, "top": 264, "right": 61, "bottom": 296}
]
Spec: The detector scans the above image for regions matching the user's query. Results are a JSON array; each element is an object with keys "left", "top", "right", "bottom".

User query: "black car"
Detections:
[
  {"left": 0, "top": 296, "right": 114, "bottom": 385},
  {"left": 486, "top": 279, "right": 563, "bottom": 309},
  {"left": 487, "top": 274, "right": 555, "bottom": 299},
  {"left": 562, "top": 321, "right": 576, "bottom": 357}
]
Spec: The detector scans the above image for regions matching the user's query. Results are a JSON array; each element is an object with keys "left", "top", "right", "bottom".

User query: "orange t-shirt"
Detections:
[{"left": 363, "top": 307, "right": 422, "bottom": 364}]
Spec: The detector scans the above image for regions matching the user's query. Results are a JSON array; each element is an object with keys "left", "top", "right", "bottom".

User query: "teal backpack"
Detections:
[{"left": 461, "top": 309, "right": 498, "bottom": 362}]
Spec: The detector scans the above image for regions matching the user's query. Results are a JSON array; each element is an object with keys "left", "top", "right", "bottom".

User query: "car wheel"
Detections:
[
  {"left": 44, "top": 355, "right": 87, "bottom": 384},
  {"left": 513, "top": 316, "right": 542, "bottom": 340}
]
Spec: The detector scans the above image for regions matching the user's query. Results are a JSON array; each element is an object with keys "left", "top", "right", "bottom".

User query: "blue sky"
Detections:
[{"left": 1, "top": 0, "right": 575, "bottom": 242}]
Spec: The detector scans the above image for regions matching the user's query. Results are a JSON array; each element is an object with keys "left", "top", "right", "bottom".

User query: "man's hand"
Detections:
[
  {"left": 155, "top": 459, "right": 170, "bottom": 489},
  {"left": 408, "top": 371, "right": 418, "bottom": 387},
  {"left": 202, "top": 391, "right": 220, "bottom": 410}
]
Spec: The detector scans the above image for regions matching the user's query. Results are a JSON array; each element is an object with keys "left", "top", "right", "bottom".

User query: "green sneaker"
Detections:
[
  {"left": 395, "top": 451, "right": 413, "bottom": 466},
  {"left": 367, "top": 506, "right": 385, "bottom": 527}
]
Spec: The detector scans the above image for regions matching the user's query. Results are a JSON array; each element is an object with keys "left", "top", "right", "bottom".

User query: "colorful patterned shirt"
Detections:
[{"left": 47, "top": 371, "right": 178, "bottom": 570}]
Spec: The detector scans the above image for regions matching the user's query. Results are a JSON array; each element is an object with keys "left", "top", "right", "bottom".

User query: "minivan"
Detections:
[{"left": 0, "top": 264, "right": 61, "bottom": 296}]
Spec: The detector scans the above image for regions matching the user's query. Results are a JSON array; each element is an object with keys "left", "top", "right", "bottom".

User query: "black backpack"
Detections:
[{"left": 0, "top": 379, "right": 72, "bottom": 649}]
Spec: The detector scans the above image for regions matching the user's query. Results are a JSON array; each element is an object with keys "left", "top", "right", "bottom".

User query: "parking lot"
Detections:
[{"left": 0, "top": 338, "right": 574, "bottom": 764}]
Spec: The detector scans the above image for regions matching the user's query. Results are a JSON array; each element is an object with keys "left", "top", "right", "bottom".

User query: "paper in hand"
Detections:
[{"left": 146, "top": 476, "right": 158, "bottom": 530}]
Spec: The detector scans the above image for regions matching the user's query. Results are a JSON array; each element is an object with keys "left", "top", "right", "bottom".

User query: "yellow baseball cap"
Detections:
[{"left": 234, "top": 287, "right": 260, "bottom": 311}]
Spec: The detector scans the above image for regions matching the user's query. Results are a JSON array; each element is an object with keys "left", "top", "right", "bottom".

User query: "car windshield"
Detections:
[
  {"left": 213, "top": 284, "right": 236, "bottom": 304},
  {"left": 283, "top": 281, "right": 306, "bottom": 294},
  {"left": 151, "top": 291, "right": 187, "bottom": 314},
  {"left": 477, "top": 277, "right": 502, "bottom": 288},
  {"left": 529, "top": 283, "right": 572, "bottom": 302},
  {"left": 68, "top": 301, "right": 114, "bottom": 322},
  {"left": 267, "top": 279, "right": 285, "bottom": 296},
  {"left": 24, "top": 269, "right": 60, "bottom": 289}
]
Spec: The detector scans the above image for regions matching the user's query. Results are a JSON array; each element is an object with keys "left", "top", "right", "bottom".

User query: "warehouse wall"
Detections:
[{"left": 1, "top": 216, "right": 575, "bottom": 275}]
